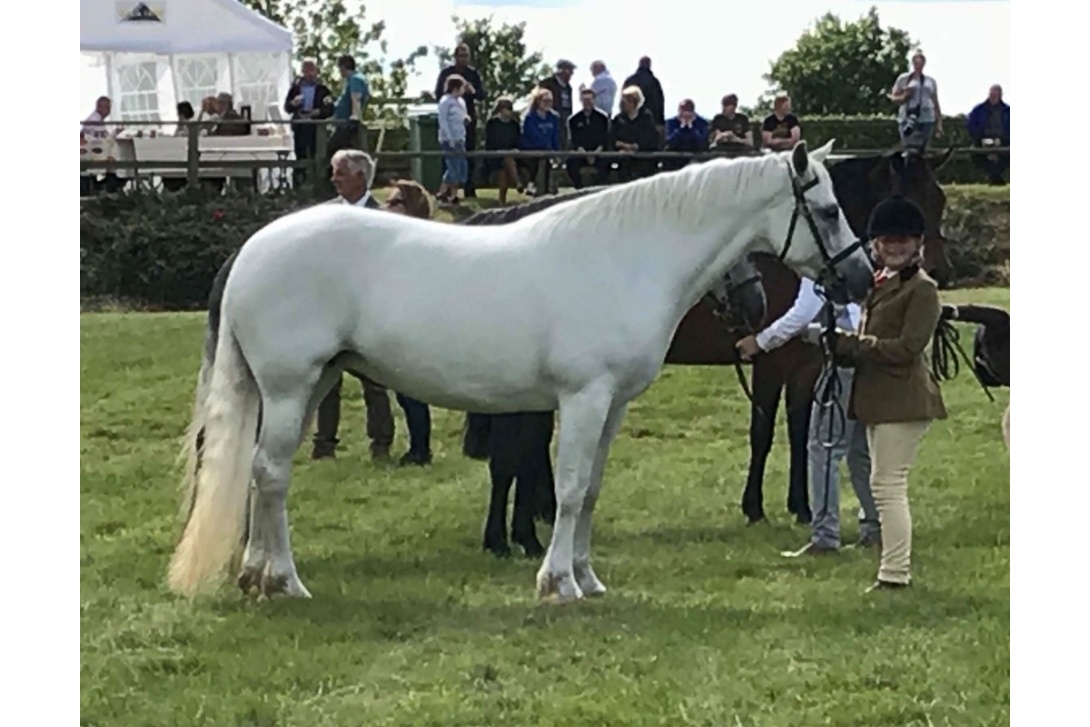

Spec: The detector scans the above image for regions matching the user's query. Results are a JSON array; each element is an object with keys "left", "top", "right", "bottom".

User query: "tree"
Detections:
[
  {"left": 430, "top": 16, "right": 551, "bottom": 107},
  {"left": 761, "top": 6, "right": 914, "bottom": 116},
  {"left": 243, "top": 0, "right": 427, "bottom": 120}
]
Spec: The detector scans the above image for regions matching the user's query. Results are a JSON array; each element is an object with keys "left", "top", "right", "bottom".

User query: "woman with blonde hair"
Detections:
[
  {"left": 607, "top": 85, "right": 660, "bottom": 182},
  {"left": 824, "top": 196, "right": 947, "bottom": 592},
  {"left": 520, "top": 87, "right": 560, "bottom": 195}
]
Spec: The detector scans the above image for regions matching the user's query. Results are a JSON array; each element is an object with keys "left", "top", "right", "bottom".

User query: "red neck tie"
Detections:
[{"left": 874, "top": 269, "right": 892, "bottom": 286}]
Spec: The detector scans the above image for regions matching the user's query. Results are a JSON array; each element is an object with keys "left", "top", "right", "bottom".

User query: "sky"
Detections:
[
  {"left": 370, "top": 0, "right": 1009, "bottom": 115},
  {"left": 79, "top": 0, "right": 1010, "bottom": 118}
]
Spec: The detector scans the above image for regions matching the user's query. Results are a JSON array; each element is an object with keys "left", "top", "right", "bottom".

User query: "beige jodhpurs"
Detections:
[{"left": 866, "top": 421, "right": 931, "bottom": 585}]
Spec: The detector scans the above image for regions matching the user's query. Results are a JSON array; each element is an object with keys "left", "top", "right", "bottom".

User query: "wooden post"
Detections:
[
  {"left": 186, "top": 123, "right": 200, "bottom": 188},
  {"left": 314, "top": 122, "right": 329, "bottom": 196}
]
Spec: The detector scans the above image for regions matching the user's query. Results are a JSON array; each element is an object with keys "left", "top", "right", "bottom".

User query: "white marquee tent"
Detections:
[{"left": 80, "top": 0, "right": 293, "bottom": 123}]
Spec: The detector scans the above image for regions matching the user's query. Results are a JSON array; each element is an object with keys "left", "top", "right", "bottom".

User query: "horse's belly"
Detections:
[{"left": 341, "top": 325, "right": 558, "bottom": 413}]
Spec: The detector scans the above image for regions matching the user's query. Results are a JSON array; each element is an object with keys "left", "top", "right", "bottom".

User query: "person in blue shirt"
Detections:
[
  {"left": 328, "top": 54, "right": 370, "bottom": 157},
  {"left": 965, "top": 84, "right": 1010, "bottom": 185},
  {"left": 520, "top": 88, "right": 560, "bottom": 196},
  {"left": 663, "top": 99, "right": 709, "bottom": 171}
]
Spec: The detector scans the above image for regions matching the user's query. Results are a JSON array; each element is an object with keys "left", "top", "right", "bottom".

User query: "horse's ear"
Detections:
[
  {"left": 811, "top": 139, "right": 835, "bottom": 163},
  {"left": 790, "top": 141, "right": 809, "bottom": 177}
]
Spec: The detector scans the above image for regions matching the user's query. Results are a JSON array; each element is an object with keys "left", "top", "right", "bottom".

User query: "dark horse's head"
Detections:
[
  {"left": 829, "top": 148, "right": 955, "bottom": 286},
  {"left": 458, "top": 186, "right": 768, "bottom": 329}
]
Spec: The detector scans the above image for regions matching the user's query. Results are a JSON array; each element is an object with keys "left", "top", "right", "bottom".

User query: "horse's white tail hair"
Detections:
[{"left": 169, "top": 317, "right": 260, "bottom": 596}]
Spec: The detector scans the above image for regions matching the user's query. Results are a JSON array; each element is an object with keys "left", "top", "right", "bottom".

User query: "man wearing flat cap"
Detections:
[{"left": 538, "top": 60, "right": 576, "bottom": 149}]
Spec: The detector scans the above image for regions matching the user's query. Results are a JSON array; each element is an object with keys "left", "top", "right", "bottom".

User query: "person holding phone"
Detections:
[{"left": 889, "top": 51, "right": 942, "bottom": 152}]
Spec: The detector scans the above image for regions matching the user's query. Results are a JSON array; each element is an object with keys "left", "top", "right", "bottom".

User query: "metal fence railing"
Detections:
[{"left": 79, "top": 118, "right": 1008, "bottom": 188}]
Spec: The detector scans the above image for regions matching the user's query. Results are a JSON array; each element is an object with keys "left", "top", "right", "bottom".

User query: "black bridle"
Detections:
[{"left": 778, "top": 168, "right": 867, "bottom": 297}]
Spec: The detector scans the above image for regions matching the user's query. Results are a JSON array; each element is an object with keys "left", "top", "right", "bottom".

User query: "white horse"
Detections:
[{"left": 169, "top": 140, "right": 873, "bottom": 602}]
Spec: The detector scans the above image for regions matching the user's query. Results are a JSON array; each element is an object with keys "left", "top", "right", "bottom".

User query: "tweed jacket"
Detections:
[{"left": 837, "top": 265, "right": 948, "bottom": 425}]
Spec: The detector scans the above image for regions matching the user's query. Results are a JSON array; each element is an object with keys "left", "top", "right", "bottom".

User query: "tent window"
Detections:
[
  {"left": 175, "top": 57, "right": 220, "bottom": 112},
  {"left": 234, "top": 53, "right": 279, "bottom": 120},
  {"left": 117, "top": 62, "right": 160, "bottom": 122}
]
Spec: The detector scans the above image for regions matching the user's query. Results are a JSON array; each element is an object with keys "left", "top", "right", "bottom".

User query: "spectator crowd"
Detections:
[
  {"left": 80, "top": 45, "right": 1010, "bottom": 199},
  {"left": 423, "top": 46, "right": 1009, "bottom": 204}
]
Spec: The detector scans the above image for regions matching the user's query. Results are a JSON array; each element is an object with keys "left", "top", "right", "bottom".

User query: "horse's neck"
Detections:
[{"left": 549, "top": 160, "right": 782, "bottom": 311}]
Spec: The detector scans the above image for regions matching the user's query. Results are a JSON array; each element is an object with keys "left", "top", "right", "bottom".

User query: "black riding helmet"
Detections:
[{"left": 867, "top": 195, "right": 926, "bottom": 239}]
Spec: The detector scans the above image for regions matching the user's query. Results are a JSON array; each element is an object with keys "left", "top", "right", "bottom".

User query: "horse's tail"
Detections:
[
  {"left": 176, "top": 312, "right": 221, "bottom": 524},
  {"left": 168, "top": 313, "right": 260, "bottom": 597}
]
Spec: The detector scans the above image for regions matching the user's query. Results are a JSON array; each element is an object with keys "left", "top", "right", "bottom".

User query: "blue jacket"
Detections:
[
  {"left": 521, "top": 109, "right": 560, "bottom": 150},
  {"left": 966, "top": 100, "right": 1010, "bottom": 142},
  {"left": 665, "top": 114, "right": 709, "bottom": 151}
]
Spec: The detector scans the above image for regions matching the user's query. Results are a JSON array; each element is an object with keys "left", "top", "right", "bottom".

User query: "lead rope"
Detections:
[
  {"left": 931, "top": 318, "right": 996, "bottom": 403},
  {"left": 812, "top": 289, "right": 849, "bottom": 521}
]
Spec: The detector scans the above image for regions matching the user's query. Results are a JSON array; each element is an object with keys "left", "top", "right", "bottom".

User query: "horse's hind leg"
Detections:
[
  {"left": 240, "top": 377, "right": 322, "bottom": 599},
  {"left": 572, "top": 403, "right": 628, "bottom": 598},
  {"left": 511, "top": 465, "right": 546, "bottom": 558},
  {"left": 483, "top": 459, "right": 515, "bottom": 558}
]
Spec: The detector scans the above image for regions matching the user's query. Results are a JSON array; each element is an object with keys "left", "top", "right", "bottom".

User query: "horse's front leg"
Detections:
[
  {"left": 785, "top": 368, "right": 818, "bottom": 525},
  {"left": 741, "top": 359, "right": 783, "bottom": 524},
  {"left": 572, "top": 403, "right": 628, "bottom": 598},
  {"left": 537, "top": 383, "right": 614, "bottom": 603}
]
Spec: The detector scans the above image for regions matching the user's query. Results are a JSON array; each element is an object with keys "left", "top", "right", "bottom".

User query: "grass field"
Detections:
[{"left": 80, "top": 289, "right": 1009, "bottom": 727}]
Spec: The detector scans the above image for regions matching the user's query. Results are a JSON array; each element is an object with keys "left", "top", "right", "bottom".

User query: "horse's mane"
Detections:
[
  {"left": 459, "top": 187, "right": 608, "bottom": 226},
  {"left": 515, "top": 153, "right": 791, "bottom": 239}
]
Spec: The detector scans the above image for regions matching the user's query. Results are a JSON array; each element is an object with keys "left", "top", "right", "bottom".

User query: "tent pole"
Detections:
[
  {"left": 105, "top": 53, "right": 115, "bottom": 103},
  {"left": 169, "top": 54, "right": 180, "bottom": 113}
]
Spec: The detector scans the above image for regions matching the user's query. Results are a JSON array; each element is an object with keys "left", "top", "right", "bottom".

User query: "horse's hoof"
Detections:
[
  {"left": 536, "top": 569, "right": 583, "bottom": 603},
  {"left": 483, "top": 538, "right": 512, "bottom": 562},
  {"left": 260, "top": 570, "right": 312, "bottom": 599},
  {"left": 237, "top": 568, "right": 262, "bottom": 595},
  {"left": 745, "top": 513, "right": 767, "bottom": 525},
  {"left": 484, "top": 542, "right": 513, "bottom": 559},
  {"left": 518, "top": 538, "right": 546, "bottom": 559},
  {"left": 575, "top": 565, "right": 607, "bottom": 598}
]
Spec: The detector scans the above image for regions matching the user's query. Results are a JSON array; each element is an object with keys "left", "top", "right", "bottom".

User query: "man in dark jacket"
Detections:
[
  {"left": 538, "top": 59, "right": 576, "bottom": 149},
  {"left": 283, "top": 59, "right": 334, "bottom": 186},
  {"left": 435, "top": 43, "right": 487, "bottom": 196},
  {"left": 623, "top": 56, "right": 665, "bottom": 135},
  {"left": 966, "top": 84, "right": 1010, "bottom": 185},
  {"left": 566, "top": 88, "right": 611, "bottom": 187}
]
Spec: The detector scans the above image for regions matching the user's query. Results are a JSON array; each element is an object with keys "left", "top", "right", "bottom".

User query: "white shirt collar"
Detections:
[{"left": 341, "top": 192, "right": 372, "bottom": 208}]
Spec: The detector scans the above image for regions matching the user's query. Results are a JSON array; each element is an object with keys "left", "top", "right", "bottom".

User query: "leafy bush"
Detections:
[{"left": 80, "top": 187, "right": 322, "bottom": 310}]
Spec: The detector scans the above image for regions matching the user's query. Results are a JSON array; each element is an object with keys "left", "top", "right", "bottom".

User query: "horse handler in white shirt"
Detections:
[{"left": 736, "top": 277, "right": 881, "bottom": 556}]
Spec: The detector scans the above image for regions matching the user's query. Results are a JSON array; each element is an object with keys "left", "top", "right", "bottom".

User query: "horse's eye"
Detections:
[{"left": 818, "top": 206, "right": 840, "bottom": 222}]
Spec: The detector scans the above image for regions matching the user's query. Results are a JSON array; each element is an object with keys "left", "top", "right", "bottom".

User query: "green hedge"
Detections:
[
  {"left": 81, "top": 183, "right": 1009, "bottom": 312},
  {"left": 80, "top": 188, "right": 323, "bottom": 310}
]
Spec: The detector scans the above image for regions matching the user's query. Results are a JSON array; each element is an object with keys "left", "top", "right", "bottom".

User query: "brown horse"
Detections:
[{"left": 463, "top": 150, "right": 954, "bottom": 552}]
